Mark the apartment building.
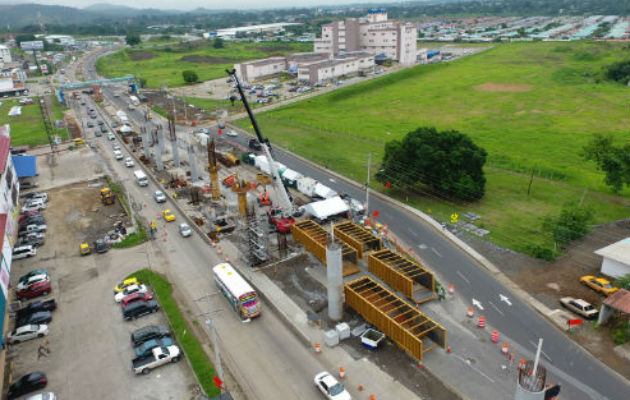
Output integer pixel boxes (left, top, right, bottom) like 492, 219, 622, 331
314, 8, 418, 65
0, 45, 11, 67
235, 57, 288, 82
297, 52, 374, 83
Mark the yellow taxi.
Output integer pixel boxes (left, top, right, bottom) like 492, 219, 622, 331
114, 277, 139, 294
73, 138, 86, 146
80, 242, 91, 256
162, 209, 176, 222
580, 275, 619, 296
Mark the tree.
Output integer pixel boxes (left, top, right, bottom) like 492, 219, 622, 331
543, 201, 593, 247
125, 33, 141, 46
582, 134, 630, 193
376, 127, 487, 201
604, 60, 630, 85
182, 70, 199, 83
213, 38, 224, 49
15, 34, 36, 46
615, 274, 630, 290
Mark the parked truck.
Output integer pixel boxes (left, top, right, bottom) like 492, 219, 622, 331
129, 96, 140, 106
134, 170, 149, 187
131, 345, 181, 375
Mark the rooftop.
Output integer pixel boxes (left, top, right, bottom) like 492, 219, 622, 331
603, 289, 630, 314
595, 237, 630, 266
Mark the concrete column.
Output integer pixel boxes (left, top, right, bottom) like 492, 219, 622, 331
188, 144, 199, 182
142, 125, 150, 159
326, 239, 343, 322
157, 124, 165, 154
171, 138, 180, 167
155, 126, 164, 171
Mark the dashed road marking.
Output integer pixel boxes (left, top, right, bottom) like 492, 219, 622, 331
456, 270, 470, 284
489, 301, 505, 316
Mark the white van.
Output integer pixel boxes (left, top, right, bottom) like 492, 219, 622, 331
113, 150, 123, 160
134, 170, 148, 186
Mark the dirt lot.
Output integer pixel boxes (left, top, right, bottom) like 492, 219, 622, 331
129, 51, 156, 61
263, 254, 460, 400
460, 218, 630, 377
6, 182, 197, 399
179, 55, 235, 64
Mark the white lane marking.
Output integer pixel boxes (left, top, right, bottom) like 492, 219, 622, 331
472, 298, 484, 311
499, 294, 512, 306
417, 243, 428, 250
431, 247, 443, 257
407, 227, 419, 237
489, 301, 505, 316
529, 341, 553, 363
453, 354, 496, 383
456, 270, 470, 284
329, 178, 336, 183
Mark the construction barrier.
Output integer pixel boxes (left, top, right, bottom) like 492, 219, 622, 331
314, 343, 321, 354
334, 221, 382, 259
477, 315, 485, 328
467, 307, 474, 318
367, 249, 436, 304
339, 367, 345, 379
448, 284, 454, 295
491, 330, 499, 343
344, 276, 447, 362
501, 343, 509, 355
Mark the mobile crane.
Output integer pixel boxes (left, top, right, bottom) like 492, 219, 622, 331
226, 69, 295, 230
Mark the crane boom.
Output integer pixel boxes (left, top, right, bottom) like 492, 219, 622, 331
226, 69, 293, 215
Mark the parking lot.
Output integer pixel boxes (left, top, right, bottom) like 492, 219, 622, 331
7, 182, 197, 399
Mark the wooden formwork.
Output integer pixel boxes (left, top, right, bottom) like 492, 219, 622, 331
334, 221, 382, 259
293, 220, 359, 276
345, 276, 447, 362
368, 249, 436, 304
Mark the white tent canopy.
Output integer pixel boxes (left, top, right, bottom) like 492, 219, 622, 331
303, 196, 349, 221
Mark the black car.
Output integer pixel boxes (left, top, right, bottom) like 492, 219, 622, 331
97, 120, 104, 125
87, 120, 94, 128
248, 139, 262, 151
7, 371, 47, 399
18, 235, 44, 247
18, 311, 52, 327
94, 239, 108, 253
20, 216, 46, 227
122, 300, 159, 321
131, 325, 171, 346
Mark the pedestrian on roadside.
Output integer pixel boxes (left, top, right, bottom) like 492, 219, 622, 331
37, 344, 47, 360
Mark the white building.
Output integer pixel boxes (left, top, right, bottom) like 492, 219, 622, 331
0, 45, 12, 66
43, 34, 75, 46
235, 57, 288, 82
298, 52, 374, 83
314, 9, 418, 65
206, 22, 302, 39
595, 237, 630, 278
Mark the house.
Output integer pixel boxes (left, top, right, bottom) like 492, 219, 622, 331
597, 289, 630, 325
595, 237, 630, 279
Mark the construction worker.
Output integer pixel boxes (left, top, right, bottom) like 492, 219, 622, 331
150, 220, 157, 240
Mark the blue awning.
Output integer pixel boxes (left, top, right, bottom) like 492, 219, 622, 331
12, 155, 37, 177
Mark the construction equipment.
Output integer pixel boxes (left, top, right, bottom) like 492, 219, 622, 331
267, 206, 295, 233
80, 242, 92, 256
257, 190, 271, 207
257, 173, 272, 185
227, 69, 293, 217
222, 174, 237, 188
100, 187, 115, 205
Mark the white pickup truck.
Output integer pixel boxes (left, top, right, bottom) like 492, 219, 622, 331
131, 345, 181, 375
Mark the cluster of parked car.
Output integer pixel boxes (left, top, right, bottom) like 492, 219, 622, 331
112, 277, 182, 375
558, 275, 620, 320
6, 267, 58, 399
14, 192, 49, 260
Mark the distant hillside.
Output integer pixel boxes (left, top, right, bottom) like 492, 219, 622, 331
82, 3, 178, 16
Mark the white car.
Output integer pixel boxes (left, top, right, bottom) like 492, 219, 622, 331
226, 130, 239, 137
124, 157, 135, 168
25, 393, 57, 400
314, 371, 351, 400
7, 324, 49, 344
179, 223, 192, 237
13, 245, 37, 260
17, 274, 49, 291
22, 203, 46, 213
112, 144, 121, 151
114, 284, 149, 303
154, 190, 166, 203
113, 150, 124, 160
108, 132, 115, 140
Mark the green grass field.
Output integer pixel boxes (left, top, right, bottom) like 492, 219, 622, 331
234, 41, 630, 256
96, 41, 312, 88
0, 96, 67, 147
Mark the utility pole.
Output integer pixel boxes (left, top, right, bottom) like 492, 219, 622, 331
204, 296, 224, 394
365, 153, 371, 215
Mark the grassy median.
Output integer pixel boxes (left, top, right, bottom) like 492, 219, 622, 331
128, 269, 221, 397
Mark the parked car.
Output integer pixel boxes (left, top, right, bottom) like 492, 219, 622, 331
20, 214, 46, 226
131, 325, 171, 346
559, 297, 599, 319
134, 336, 174, 357
121, 291, 154, 307
95, 130, 102, 137
18, 269, 49, 285
15, 300, 57, 323
7, 324, 49, 344
112, 143, 121, 151
22, 202, 46, 213
23, 192, 48, 203
86, 121, 94, 128
13, 245, 37, 260
19, 210, 42, 221
94, 239, 108, 253
18, 232, 45, 247
226, 130, 239, 137
17, 281, 51, 300
132, 345, 180, 375
113, 150, 124, 160
579, 275, 619, 296
179, 223, 192, 238
24, 392, 57, 400
7, 372, 48, 399
314, 371, 351, 400
100, 125, 108, 133
19, 223, 47, 235
17, 274, 49, 291
124, 157, 134, 168
154, 190, 166, 203
115, 284, 149, 303
17, 311, 52, 325
107, 132, 115, 140
162, 209, 176, 222
122, 299, 159, 321
114, 277, 139, 294
97, 120, 104, 126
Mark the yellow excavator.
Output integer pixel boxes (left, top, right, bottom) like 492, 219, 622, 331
100, 187, 115, 205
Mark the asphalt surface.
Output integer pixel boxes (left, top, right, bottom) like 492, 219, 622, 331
75, 46, 630, 400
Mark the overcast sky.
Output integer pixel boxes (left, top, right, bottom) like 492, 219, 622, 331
1, 0, 413, 11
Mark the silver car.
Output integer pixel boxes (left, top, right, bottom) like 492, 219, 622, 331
154, 190, 166, 203
7, 324, 49, 344
179, 223, 192, 237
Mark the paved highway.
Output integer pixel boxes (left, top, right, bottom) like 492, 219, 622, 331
79, 47, 629, 400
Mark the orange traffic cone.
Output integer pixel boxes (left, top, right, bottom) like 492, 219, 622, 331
477, 315, 486, 328
491, 330, 499, 343
339, 367, 345, 379
501, 343, 509, 355
467, 307, 474, 318
314, 343, 321, 354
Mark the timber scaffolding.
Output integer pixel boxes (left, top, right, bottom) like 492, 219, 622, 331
292, 220, 360, 276
345, 276, 447, 362
368, 249, 437, 304
334, 221, 382, 259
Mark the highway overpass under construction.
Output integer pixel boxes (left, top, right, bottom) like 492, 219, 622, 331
345, 276, 447, 362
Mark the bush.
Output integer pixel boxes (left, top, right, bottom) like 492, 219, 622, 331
543, 201, 594, 247
525, 244, 556, 261
182, 70, 199, 83
611, 321, 630, 345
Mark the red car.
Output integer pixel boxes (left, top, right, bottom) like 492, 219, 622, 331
121, 292, 154, 307
19, 211, 42, 222
17, 280, 51, 300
